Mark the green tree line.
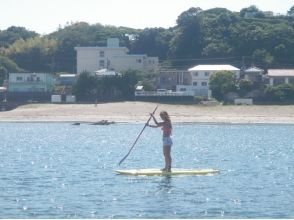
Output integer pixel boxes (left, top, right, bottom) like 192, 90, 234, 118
73, 70, 139, 101
209, 70, 294, 104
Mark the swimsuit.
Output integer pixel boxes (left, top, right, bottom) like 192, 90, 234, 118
162, 136, 173, 146
162, 125, 172, 146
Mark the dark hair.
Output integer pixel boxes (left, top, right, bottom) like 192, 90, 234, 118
160, 111, 171, 123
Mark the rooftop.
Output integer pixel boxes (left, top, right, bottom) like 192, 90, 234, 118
59, 74, 76, 77
95, 69, 122, 77
188, 65, 240, 71
267, 69, 294, 77
245, 67, 264, 73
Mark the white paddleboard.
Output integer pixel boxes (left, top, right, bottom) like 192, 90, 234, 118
115, 168, 219, 176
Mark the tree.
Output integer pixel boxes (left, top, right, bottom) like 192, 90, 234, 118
209, 71, 236, 101
287, 6, 294, 16
119, 70, 138, 99
264, 84, 294, 102
73, 71, 97, 101
73, 70, 139, 101
200, 8, 237, 58
240, 5, 265, 18
168, 7, 203, 68
176, 7, 203, 27
252, 49, 273, 67
0, 55, 24, 85
4, 36, 57, 72
0, 26, 38, 48
238, 79, 253, 97
202, 41, 232, 57
130, 28, 172, 60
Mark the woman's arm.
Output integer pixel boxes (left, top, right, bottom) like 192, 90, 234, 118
150, 113, 160, 125
147, 113, 164, 128
147, 124, 159, 128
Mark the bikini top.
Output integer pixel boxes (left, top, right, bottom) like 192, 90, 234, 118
162, 125, 172, 136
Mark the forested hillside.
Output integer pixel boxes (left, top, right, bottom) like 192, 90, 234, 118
1, 5, 294, 83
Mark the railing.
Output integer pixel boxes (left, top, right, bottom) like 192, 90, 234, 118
135, 91, 194, 96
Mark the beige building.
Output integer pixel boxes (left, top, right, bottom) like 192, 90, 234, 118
75, 38, 158, 74
267, 69, 294, 85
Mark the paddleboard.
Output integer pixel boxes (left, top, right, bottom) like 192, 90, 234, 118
115, 168, 219, 176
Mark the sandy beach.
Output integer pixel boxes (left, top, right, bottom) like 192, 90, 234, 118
1, 101, 294, 124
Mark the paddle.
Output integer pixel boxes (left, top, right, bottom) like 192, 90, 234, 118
118, 105, 158, 165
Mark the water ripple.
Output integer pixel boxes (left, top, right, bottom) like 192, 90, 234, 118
0, 123, 293, 218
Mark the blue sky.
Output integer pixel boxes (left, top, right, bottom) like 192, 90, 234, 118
1, 0, 293, 34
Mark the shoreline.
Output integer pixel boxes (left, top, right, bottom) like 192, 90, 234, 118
1, 120, 294, 126
1, 101, 294, 124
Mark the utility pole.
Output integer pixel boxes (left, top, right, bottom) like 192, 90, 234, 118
242, 56, 246, 71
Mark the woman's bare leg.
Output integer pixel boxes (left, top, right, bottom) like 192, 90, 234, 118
163, 145, 172, 171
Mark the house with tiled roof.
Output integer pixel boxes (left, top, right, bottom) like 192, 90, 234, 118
267, 69, 294, 85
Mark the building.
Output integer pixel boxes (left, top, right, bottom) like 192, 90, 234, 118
56, 74, 77, 86
0, 87, 7, 102
8, 72, 54, 92
54, 74, 77, 97
267, 69, 294, 86
156, 70, 191, 91
243, 66, 264, 84
94, 69, 122, 78
8, 72, 54, 101
75, 38, 158, 74
177, 64, 240, 97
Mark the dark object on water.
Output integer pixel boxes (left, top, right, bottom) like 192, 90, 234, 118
91, 120, 115, 125
72, 122, 80, 125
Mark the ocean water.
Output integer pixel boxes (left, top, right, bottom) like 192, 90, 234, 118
0, 122, 293, 218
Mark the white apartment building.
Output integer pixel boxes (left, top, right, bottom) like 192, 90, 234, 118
176, 64, 240, 97
75, 38, 158, 74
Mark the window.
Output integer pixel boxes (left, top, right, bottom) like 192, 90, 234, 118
193, 72, 198, 77
99, 60, 105, 67
180, 88, 186, 91
16, 76, 23, 81
201, 82, 208, 86
205, 72, 209, 77
160, 77, 166, 83
136, 59, 142, 63
100, 51, 105, 57
193, 82, 197, 86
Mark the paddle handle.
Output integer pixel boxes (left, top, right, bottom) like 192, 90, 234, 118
118, 105, 158, 165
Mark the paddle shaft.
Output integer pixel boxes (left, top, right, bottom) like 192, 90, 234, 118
118, 105, 158, 165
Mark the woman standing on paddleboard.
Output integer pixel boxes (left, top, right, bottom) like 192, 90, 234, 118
147, 111, 173, 172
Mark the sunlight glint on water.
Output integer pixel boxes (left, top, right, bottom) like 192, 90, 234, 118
0, 123, 293, 218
